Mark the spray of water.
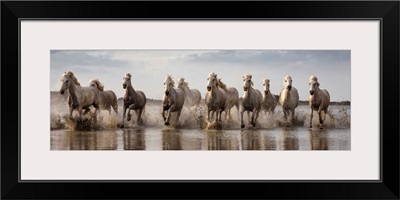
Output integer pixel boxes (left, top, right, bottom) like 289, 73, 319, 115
51, 92, 350, 131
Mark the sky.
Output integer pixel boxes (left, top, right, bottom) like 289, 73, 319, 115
50, 50, 351, 102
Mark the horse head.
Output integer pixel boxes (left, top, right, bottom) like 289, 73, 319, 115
59, 71, 80, 95
177, 78, 185, 90
89, 79, 104, 91
207, 72, 218, 91
283, 75, 293, 91
123, 73, 132, 89
263, 78, 270, 95
309, 75, 320, 95
164, 75, 174, 96
243, 74, 253, 92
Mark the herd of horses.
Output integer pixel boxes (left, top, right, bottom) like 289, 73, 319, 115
59, 71, 330, 129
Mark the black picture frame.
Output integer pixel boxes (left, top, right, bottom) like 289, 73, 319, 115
2, 1, 399, 199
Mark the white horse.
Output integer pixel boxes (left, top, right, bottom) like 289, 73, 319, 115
205, 72, 227, 124
279, 75, 299, 122
88, 79, 118, 115
59, 71, 100, 120
261, 78, 277, 118
161, 75, 185, 126
308, 75, 330, 129
177, 77, 201, 107
217, 78, 240, 121
240, 74, 263, 128
121, 73, 147, 127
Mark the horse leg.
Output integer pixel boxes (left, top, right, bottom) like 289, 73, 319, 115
240, 108, 245, 128
161, 107, 166, 122
136, 109, 143, 125
165, 104, 175, 126
283, 109, 288, 121
318, 109, 325, 129
93, 105, 99, 124
253, 109, 260, 127
113, 102, 118, 114
247, 111, 251, 126
309, 108, 314, 128
127, 105, 134, 121
291, 108, 296, 123
207, 108, 211, 123
120, 105, 128, 128
251, 109, 256, 127
219, 109, 224, 123
236, 103, 240, 122
177, 109, 182, 125
69, 107, 74, 119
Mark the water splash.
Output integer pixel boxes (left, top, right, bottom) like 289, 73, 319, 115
51, 92, 350, 130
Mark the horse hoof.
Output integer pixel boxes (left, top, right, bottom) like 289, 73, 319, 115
241, 124, 245, 128
165, 121, 170, 126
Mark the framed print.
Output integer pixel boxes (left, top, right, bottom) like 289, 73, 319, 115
2, 1, 399, 200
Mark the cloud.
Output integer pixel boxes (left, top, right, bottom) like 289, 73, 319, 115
183, 50, 350, 66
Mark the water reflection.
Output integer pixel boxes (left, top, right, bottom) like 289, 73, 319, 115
123, 128, 146, 150
68, 130, 117, 150
206, 130, 240, 150
280, 128, 299, 150
241, 129, 277, 150
309, 129, 329, 150
162, 128, 183, 150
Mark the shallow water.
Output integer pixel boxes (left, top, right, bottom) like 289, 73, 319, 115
51, 126, 350, 150
51, 99, 351, 151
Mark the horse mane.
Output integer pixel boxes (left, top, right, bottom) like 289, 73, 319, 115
167, 75, 175, 87
217, 78, 227, 90
64, 71, 80, 85
89, 79, 104, 91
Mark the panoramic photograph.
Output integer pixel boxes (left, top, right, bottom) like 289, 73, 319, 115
50, 50, 351, 150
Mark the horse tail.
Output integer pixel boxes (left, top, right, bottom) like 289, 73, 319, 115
111, 91, 118, 114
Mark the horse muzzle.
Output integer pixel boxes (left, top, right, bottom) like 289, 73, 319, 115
165, 91, 169, 96
60, 89, 64, 95
264, 90, 269, 95
243, 86, 248, 91
310, 91, 314, 95
207, 86, 211, 91
123, 84, 127, 89
287, 86, 292, 90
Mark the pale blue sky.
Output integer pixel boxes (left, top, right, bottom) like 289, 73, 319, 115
50, 50, 351, 101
